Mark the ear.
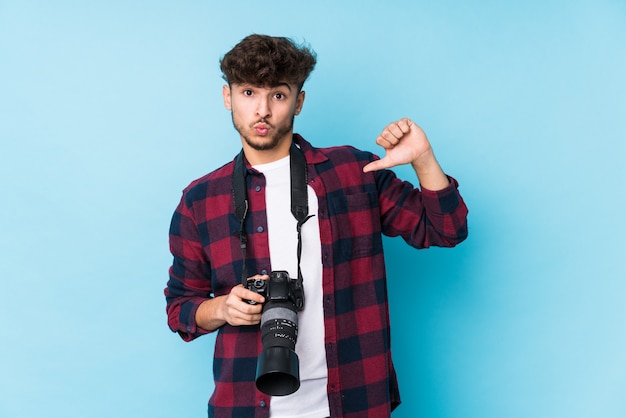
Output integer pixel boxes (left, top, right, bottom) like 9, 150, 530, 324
294, 90, 306, 115
222, 85, 232, 110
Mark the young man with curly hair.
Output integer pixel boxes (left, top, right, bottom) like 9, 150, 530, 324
165, 34, 468, 418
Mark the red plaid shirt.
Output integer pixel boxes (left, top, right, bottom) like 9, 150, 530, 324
165, 135, 468, 417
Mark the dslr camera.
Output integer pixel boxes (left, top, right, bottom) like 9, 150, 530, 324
246, 271, 304, 396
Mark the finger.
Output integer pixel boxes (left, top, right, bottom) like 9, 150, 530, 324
229, 310, 262, 326
233, 296, 264, 314
396, 118, 412, 134
241, 287, 267, 305
232, 284, 266, 304
376, 135, 393, 149
386, 122, 406, 139
247, 273, 269, 281
233, 309, 262, 325
377, 128, 401, 147
377, 130, 401, 149
362, 158, 389, 173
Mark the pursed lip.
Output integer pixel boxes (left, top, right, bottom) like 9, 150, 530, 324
253, 122, 270, 135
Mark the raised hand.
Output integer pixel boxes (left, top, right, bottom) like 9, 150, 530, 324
363, 118, 450, 191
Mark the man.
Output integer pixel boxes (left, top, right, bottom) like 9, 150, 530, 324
165, 34, 468, 418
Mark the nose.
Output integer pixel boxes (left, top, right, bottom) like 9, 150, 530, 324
256, 97, 271, 119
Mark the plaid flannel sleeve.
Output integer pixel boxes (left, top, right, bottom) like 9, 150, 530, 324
164, 192, 213, 342
376, 167, 468, 248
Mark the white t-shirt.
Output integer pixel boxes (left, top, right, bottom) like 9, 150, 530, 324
254, 155, 330, 418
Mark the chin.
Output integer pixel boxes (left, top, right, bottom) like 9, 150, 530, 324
244, 136, 281, 151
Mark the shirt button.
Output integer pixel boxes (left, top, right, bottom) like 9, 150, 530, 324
257, 226, 264, 233
261, 269, 268, 275
259, 400, 266, 407
255, 185, 261, 192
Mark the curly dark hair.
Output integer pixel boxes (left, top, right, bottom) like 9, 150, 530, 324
220, 34, 317, 91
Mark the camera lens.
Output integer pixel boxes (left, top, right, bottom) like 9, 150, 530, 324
254, 272, 301, 396
256, 301, 300, 395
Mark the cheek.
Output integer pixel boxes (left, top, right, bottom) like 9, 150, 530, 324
283, 101, 300, 117
230, 102, 250, 119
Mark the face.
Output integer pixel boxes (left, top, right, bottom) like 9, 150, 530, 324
223, 82, 305, 162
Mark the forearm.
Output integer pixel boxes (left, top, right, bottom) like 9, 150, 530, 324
411, 149, 450, 191
195, 296, 228, 332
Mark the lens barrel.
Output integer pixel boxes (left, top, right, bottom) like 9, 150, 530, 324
254, 274, 301, 396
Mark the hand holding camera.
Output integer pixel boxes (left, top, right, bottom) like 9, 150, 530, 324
219, 275, 268, 326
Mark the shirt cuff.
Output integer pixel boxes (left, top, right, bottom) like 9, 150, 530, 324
177, 298, 212, 342
420, 176, 462, 214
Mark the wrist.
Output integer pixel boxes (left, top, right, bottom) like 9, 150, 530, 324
196, 296, 227, 332
411, 151, 449, 191
410, 148, 435, 169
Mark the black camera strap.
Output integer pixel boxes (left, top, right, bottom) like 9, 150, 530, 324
232, 141, 313, 308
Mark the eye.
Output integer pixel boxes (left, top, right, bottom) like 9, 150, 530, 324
243, 89, 253, 96
274, 92, 285, 100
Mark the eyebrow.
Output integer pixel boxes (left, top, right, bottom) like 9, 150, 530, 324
272, 82, 292, 91
237, 82, 293, 91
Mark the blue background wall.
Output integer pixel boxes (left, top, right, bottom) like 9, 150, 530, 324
1, 1, 625, 417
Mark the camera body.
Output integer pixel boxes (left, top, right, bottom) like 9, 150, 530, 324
245, 271, 305, 396
246, 270, 304, 311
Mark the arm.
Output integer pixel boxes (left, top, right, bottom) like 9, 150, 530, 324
165, 192, 266, 340
363, 118, 468, 247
